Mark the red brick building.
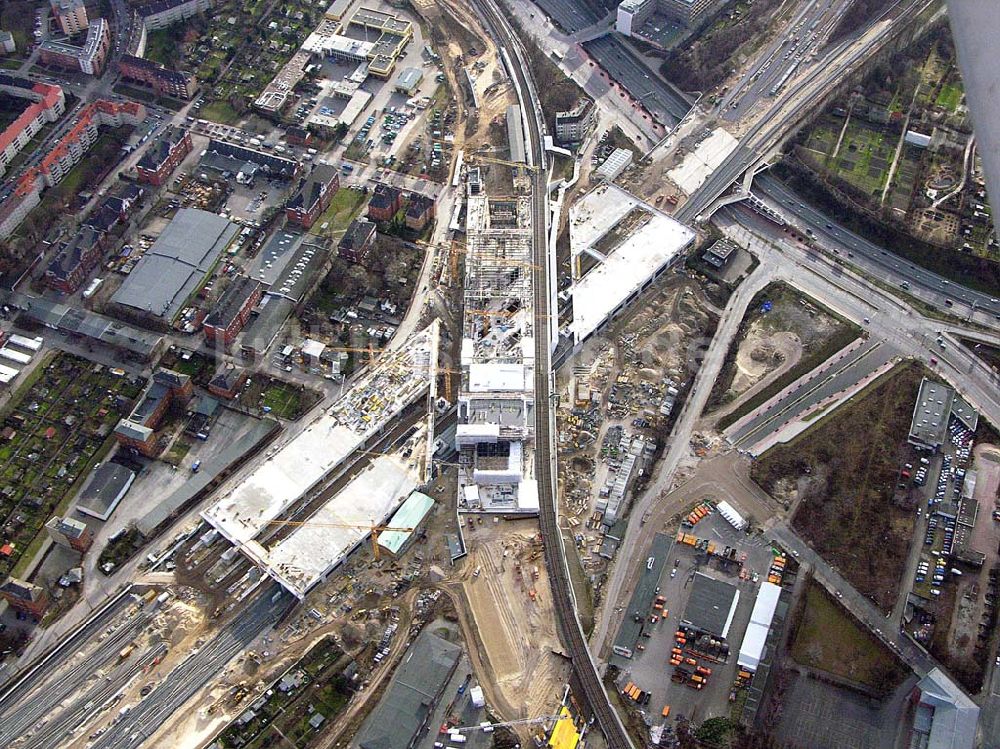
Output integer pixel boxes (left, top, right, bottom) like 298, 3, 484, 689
44, 225, 106, 293
118, 55, 198, 99
285, 164, 339, 229
114, 368, 193, 456
208, 363, 249, 399
0, 577, 48, 619
404, 193, 436, 232
367, 183, 403, 223
338, 218, 377, 264
136, 126, 193, 186
202, 276, 263, 348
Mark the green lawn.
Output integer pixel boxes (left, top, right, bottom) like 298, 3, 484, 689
199, 99, 240, 124
790, 581, 908, 694
314, 187, 367, 236
936, 82, 962, 111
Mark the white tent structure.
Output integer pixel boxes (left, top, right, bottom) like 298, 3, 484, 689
716, 500, 748, 531
737, 582, 781, 672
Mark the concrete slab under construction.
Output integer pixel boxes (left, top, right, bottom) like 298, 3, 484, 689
202, 321, 439, 560
244, 455, 419, 598
567, 183, 694, 344
456, 193, 538, 515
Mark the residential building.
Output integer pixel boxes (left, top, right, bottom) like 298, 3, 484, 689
208, 362, 248, 399
51, 0, 89, 35
202, 276, 263, 347
45, 515, 93, 553
0, 577, 48, 618
554, 99, 595, 145
136, 126, 193, 185
404, 193, 435, 232
134, 0, 213, 30
39, 17, 111, 76
367, 183, 402, 223
0, 75, 66, 180
285, 163, 339, 229
284, 125, 313, 147
44, 225, 106, 293
338, 218, 376, 263
118, 54, 198, 99
114, 367, 193, 456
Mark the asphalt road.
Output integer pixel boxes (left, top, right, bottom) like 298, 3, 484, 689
727, 339, 897, 448
719, 0, 850, 121
581, 34, 692, 128
751, 174, 1000, 321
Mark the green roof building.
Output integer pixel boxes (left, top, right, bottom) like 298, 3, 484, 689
377, 491, 434, 557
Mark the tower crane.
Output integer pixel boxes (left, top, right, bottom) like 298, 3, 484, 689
453, 714, 564, 731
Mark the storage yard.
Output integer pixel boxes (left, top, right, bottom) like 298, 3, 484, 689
607, 507, 796, 732
555, 268, 722, 593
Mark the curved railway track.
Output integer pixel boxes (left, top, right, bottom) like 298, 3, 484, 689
469, 1, 634, 746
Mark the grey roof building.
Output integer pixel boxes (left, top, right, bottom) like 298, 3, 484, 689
110, 208, 239, 322
911, 668, 978, 749
908, 378, 955, 451
354, 629, 461, 749
681, 572, 740, 640
77, 462, 136, 520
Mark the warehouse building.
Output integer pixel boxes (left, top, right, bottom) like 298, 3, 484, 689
377, 491, 434, 558
908, 668, 978, 749
737, 582, 781, 672
681, 573, 740, 640
354, 628, 461, 749
109, 208, 239, 326
76, 462, 136, 520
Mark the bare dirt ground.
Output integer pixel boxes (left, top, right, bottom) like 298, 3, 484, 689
448, 519, 569, 721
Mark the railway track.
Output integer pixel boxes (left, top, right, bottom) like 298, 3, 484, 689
470, 1, 633, 746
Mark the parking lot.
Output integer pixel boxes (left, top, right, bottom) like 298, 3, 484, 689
610, 508, 781, 723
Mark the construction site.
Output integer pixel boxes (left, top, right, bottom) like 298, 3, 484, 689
455, 194, 540, 515
201, 321, 440, 599
555, 267, 723, 592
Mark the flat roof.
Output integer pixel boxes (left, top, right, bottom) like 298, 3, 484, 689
249, 230, 304, 287
252, 455, 417, 597
909, 378, 955, 448
202, 322, 438, 550
568, 184, 694, 343
682, 572, 740, 640
110, 208, 238, 320
737, 582, 781, 672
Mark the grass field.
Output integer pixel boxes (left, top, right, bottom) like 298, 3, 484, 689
752, 362, 925, 612
314, 187, 367, 237
790, 580, 908, 694
199, 99, 239, 125
935, 82, 963, 112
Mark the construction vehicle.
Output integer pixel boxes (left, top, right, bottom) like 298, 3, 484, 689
455, 714, 564, 732
264, 519, 414, 561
